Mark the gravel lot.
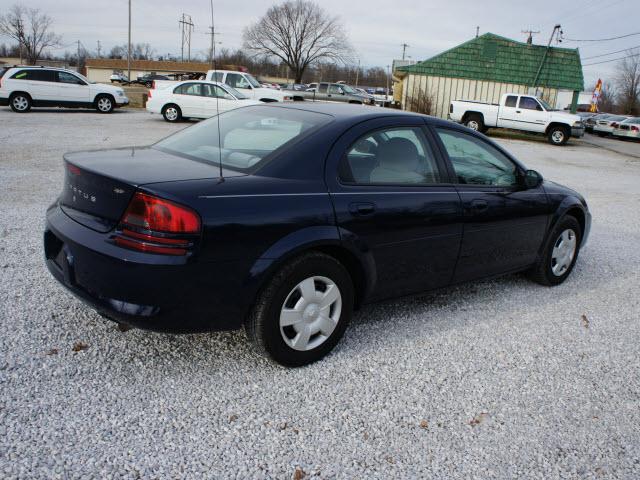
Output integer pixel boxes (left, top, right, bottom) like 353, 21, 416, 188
1, 108, 639, 479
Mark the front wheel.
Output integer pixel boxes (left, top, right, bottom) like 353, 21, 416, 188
529, 216, 581, 286
95, 95, 114, 113
245, 252, 354, 367
548, 125, 570, 145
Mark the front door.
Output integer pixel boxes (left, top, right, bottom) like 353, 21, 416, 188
55, 71, 91, 104
516, 96, 548, 133
432, 126, 550, 283
326, 117, 463, 301
173, 82, 204, 117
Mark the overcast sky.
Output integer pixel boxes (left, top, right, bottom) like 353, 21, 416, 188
3, 0, 638, 87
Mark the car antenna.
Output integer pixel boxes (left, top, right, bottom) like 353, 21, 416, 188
210, 0, 224, 183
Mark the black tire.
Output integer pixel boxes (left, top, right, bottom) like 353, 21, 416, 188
548, 125, 570, 145
162, 104, 182, 122
245, 252, 354, 367
95, 94, 114, 113
529, 215, 582, 286
464, 113, 486, 133
9, 92, 31, 113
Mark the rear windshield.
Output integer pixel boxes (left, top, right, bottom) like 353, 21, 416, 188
154, 106, 333, 172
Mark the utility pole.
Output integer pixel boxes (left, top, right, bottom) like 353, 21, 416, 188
127, 0, 131, 82
179, 14, 194, 62
476, 26, 480, 38
206, 26, 222, 67
355, 58, 360, 87
76, 40, 81, 68
522, 29, 540, 45
400, 43, 409, 60
386, 64, 390, 102
96, 40, 102, 58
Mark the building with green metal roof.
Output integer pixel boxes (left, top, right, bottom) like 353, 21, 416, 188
396, 33, 584, 118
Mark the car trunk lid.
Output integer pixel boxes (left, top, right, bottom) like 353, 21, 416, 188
61, 146, 243, 232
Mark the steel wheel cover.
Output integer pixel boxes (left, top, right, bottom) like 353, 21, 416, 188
279, 276, 342, 351
98, 98, 112, 111
552, 130, 565, 143
551, 228, 577, 276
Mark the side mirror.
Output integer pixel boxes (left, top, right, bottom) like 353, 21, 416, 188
523, 169, 543, 189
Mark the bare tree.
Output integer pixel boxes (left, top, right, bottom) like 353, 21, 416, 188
0, 4, 61, 64
615, 49, 640, 115
243, 0, 352, 83
597, 81, 617, 113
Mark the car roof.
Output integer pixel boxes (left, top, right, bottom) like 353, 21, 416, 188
261, 102, 451, 127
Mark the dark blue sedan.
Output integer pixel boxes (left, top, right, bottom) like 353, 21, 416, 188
44, 103, 591, 366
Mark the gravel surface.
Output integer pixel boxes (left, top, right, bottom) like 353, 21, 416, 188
1, 108, 639, 479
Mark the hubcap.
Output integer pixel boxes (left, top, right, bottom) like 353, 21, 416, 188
165, 108, 178, 121
467, 120, 479, 130
552, 130, 565, 143
551, 228, 577, 276
13, 96, 28, 110
98, 98, 111, 111
279, 276, 342, 352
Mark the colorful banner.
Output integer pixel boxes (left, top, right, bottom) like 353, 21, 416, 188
590, 79, 602, 112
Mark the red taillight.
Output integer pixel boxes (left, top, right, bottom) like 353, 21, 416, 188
67, 163, 82, 175
632, 126, 639, 132
152, 80, 156, 89
148, 89, 152, 98
115, 192, 200, 255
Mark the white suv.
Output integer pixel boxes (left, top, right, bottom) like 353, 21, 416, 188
0, 66, 129, 113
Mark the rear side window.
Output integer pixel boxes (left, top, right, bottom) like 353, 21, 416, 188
174, 83, 202, 96
11, 69, 56, 82
504, 95, 517, 107
339, 127, 441, 185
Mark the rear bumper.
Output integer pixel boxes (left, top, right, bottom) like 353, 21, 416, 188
44, 202, 250, 333
0, 96, 8, 106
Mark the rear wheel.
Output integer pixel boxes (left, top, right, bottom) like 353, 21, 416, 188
95, 95, 114, 113
529, 215, 581, 286
245, 252, 354, 367
464, 114, 485, 133
162, 104, 182, 122
9, 93, 31, 113
548, 125, 569, 145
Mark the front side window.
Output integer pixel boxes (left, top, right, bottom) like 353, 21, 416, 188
504, 95, 517, 108
339, 127, 441, 185
202, 83, 233, 99
328, 85, 342, 94
174, 83, 201, 96
155, 106, 332, 172
519, 97, 543, 111
436, 128, 518, 187
57, 71, 85, 85
210, 72, 223, 82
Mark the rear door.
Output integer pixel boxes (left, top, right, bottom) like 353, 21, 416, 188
9, 69, 58, 101
173, 82, 204, 117
55, 71, 91, 104
432, 126, 550, 282
496, 94, 520, 129
326, 117, 463, 300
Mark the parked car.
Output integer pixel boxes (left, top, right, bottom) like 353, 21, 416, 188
44, 103, 590, 366
593, 115, 631, 136
146, 80, 260, 122
287, 82, 375, 105
135, 74, 170, 88
584, 113, 612, 133
612, 117, 640, 140
205, 70, 288, 102
0, 66, 129, 113
110, 73, 129, 84
449, 93, 584, 145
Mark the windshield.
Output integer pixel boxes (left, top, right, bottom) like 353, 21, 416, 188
154, 106, 333, 172
245, 74, 261, 88
622, 117, 640, 124
341, 85, 357, 94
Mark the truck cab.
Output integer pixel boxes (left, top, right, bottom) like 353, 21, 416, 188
205, 70, 287, 102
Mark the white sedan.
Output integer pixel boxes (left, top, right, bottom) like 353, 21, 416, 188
146, 80, 261, 122
612, 117, 640, 140
593, 115, 631, 136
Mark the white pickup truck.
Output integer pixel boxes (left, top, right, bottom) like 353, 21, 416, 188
205, 70, 289, 102
449, 93, 584, 145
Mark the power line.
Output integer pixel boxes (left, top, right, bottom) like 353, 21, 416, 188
565, 31, 640, 42
583, 52, 640, 66
583, 44, 640, 60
